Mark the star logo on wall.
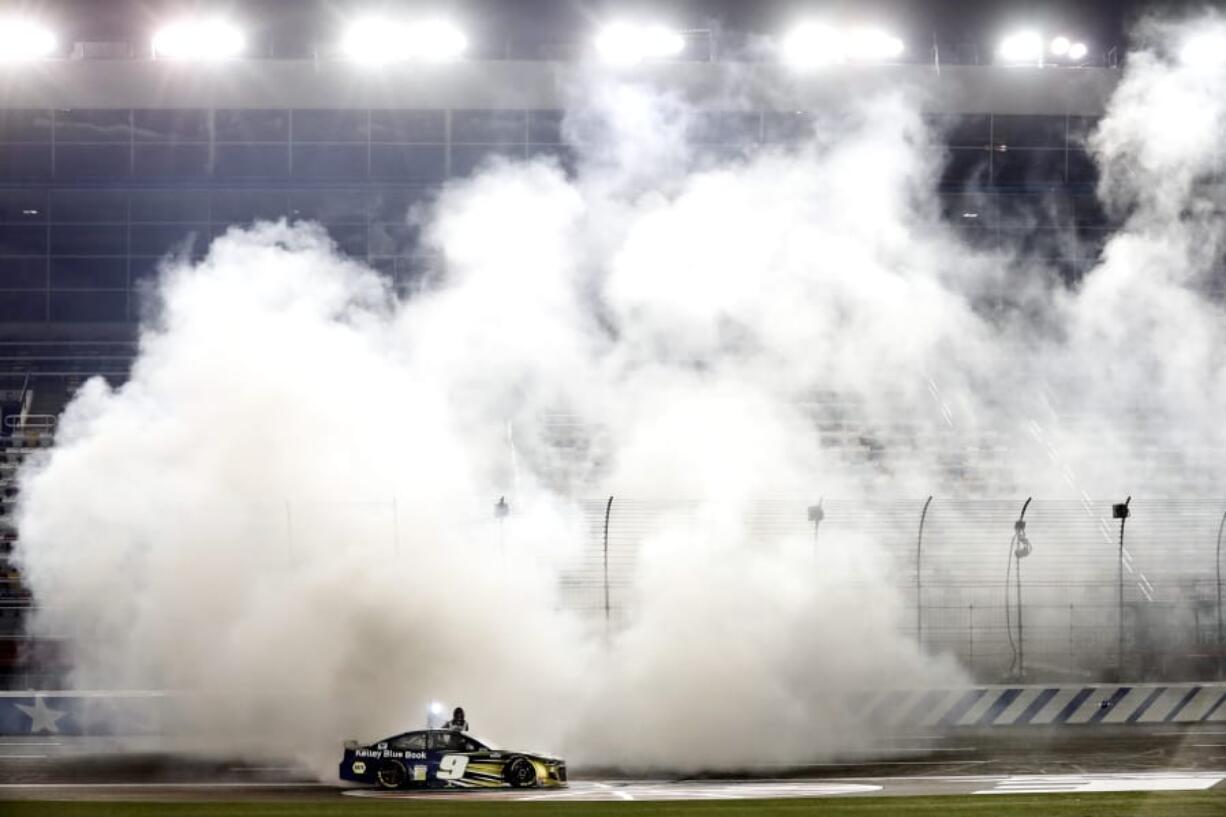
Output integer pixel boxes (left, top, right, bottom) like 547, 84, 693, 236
15, 695, 68, 734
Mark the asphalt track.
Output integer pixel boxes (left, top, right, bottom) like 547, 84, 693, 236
2, 728, 1226, 802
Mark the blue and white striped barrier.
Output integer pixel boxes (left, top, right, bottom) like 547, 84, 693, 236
860, 684, 1226, 728
2, 685, 1226, 735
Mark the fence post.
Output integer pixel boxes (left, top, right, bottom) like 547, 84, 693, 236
1010, 498, 1033, 680
807, 498, 825, 546
1216, 507, 1225, 679
1069, 603, 1075, 672
285, 499, 293, 563
1113, 497, 1132, 678
603, 496, 614, 635
392, 498, 400, 556
968, 602, 975, 672
495, 496, 510, 577
916, 496, 933, 645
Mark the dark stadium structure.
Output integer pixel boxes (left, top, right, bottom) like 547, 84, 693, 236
0, 44, 1127, 687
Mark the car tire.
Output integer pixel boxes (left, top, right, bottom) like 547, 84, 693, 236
505, 756, 537, 788
376, 759, 408, 789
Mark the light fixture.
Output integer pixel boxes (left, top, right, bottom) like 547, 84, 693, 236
341, 18, 467, 63
998, 31, 1043, 64
846, 27, 905, 61
782, 23, 903, 68
1049, 35, 1088, 62
595, 22, 685, 67
1180, 33, 1226, 68
152, 19, 244, 60
0, 18, 56, 61
781, 22, 843, 69
341, 17, 405, 63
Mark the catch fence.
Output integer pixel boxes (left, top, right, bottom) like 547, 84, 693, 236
562, 496, 1226, 684
4, 495, 1226, 688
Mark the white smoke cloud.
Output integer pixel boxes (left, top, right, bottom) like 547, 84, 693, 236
13, 11, 1226, 775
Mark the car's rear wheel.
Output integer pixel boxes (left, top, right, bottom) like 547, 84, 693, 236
376, 759, 407, 789
505, 756, 537, 788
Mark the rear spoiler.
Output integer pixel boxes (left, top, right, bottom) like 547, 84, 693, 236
343, 740, 360, 750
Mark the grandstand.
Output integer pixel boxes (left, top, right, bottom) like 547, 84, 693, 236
0, 26, 1144, 687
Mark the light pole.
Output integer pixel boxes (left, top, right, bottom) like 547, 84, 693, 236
916, 495, 933, 645
1113, 496, 1131, 678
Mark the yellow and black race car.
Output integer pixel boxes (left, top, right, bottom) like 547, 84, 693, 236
339, 728, 567, 790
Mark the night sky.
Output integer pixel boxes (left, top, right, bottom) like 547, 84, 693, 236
6, 0, 1208, 57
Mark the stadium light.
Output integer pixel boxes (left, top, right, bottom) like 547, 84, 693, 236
1180, 33, 1226, 68
998, 30, 1043, 65
1049, 36, 1088, 62
152, 18, 244, 60
595, 22, 685, 67
782, 23, 903, 69
847, 28, 905, 61
782, 22, 841, 68
341, 18, 467, 63
0, 18, 57, 60
342, 17, 405, 63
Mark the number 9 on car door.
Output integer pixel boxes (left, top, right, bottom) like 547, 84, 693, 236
429, 729, 472, 784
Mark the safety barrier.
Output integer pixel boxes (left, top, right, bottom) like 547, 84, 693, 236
3, 685, 1225, 736
0, 691, 165, 736
862, 683, 1226, 729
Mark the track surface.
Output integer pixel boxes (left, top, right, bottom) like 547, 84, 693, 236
2, 728, 1226, 802
1, 773, 1224, 802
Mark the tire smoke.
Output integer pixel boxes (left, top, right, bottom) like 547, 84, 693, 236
14, 13, 1226, 773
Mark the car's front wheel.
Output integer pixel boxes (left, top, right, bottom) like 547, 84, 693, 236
376, 759, 407, 789
505, 756, 537, 788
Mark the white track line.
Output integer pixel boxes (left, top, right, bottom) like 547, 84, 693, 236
592, 782, 634, 801
1157, 730, 1226, 735
786, 760, 992, 767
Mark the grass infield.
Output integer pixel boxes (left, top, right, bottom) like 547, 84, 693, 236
2, 792, 1226, 817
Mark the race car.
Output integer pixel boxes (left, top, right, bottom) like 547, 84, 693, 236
338, 728, 567, 790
